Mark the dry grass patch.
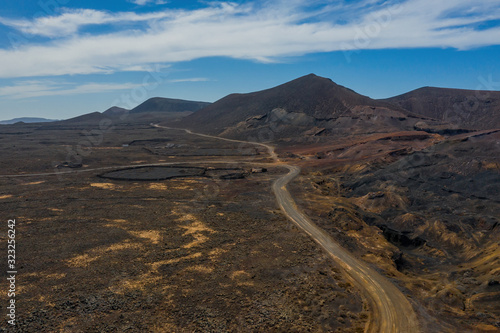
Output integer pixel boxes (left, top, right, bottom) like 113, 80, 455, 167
90, 183, 117, 190
230, 270, 254, 286
184, 265, 214, 274
180, 220, 215, 249
149, 183, 168, 190
150, 252, 203, 272
208, 248, 229, 261
108, 273, 163, 295
66, 241, 144, 267
22, 181, 45, 186
130, 230, 161, 244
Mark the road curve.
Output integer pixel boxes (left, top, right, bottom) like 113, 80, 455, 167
273, 165, 420, 333
157, 124, 420, 332
152, 124, 278, 162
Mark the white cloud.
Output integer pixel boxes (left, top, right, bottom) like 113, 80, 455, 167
0, 0, 498, 78
168, 78, 210, 83
0, 80, 142, 99
0, 8, 175, 37
130, 0, 168, 5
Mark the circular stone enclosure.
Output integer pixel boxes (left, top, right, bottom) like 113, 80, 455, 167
99, 166, 206, 181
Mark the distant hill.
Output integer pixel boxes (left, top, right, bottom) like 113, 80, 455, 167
34, 98, 210, 127
57, 112, 108, 125
383, 87, 500, 130
130, 97, 210, 114
0, 117, 57, 125
102, 106, 129, 117
175, 74, 441, 140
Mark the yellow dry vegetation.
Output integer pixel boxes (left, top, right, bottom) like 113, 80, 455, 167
150, 252, 203, 272
461, 243, 500, 280
343, 163, 369, 173
474, 324, 500, 332
182, 233, 208, 249
230, 270, 250, 279
171, 179, 201, 190
109, 218, 128, 223
45, 273, 67, 279
24, 272, 66, 280
103, 218, 129, 228
90, 183, 117, 190
130, 230, 161, 244
208, 247, 229, 261
184, 265, 214, 274
180, 220, 215, 248
109, 274, 163, 294
22, 181, 45, 186
102, 219, 162, 244
66, 241, 143, 267
415, 220, 475, 253
171, 185, 192, 190
0, 194, 12, 199
149, 183, 168, 190
38, 295, 56, 307
175, 212, 216, 249
482, 162, 500, 171
230, 270, 254, 286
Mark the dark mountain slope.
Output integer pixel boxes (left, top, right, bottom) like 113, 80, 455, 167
57, 112, 108, 124
130, 97, 210, 114
383, 87, 500, 130
176, 74, 440, 140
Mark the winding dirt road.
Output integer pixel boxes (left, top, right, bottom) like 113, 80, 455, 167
273, 165, 419, 332
155, 125, 420, 333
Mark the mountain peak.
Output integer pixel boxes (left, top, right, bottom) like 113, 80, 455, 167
260, 73, 340, 96
176, 74, 402, 137
288, 73, 335, 84
103, 106, 129, 116
303, 73, 321, 78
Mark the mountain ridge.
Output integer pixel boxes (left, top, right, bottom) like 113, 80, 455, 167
174, 74, 440, 140
0, 117, 58, 125
382, 86, 500, 130
8, 76, 499, 135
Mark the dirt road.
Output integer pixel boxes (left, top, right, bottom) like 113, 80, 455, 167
155, 125, 420, 332
273, 165, 419, 332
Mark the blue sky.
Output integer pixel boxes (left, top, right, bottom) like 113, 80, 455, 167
0, 0, 500, 120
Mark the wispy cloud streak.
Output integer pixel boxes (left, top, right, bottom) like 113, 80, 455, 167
0, 80, 143, 99
0, 0, 498, 78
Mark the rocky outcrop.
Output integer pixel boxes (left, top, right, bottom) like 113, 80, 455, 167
378, 224, 426, 248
